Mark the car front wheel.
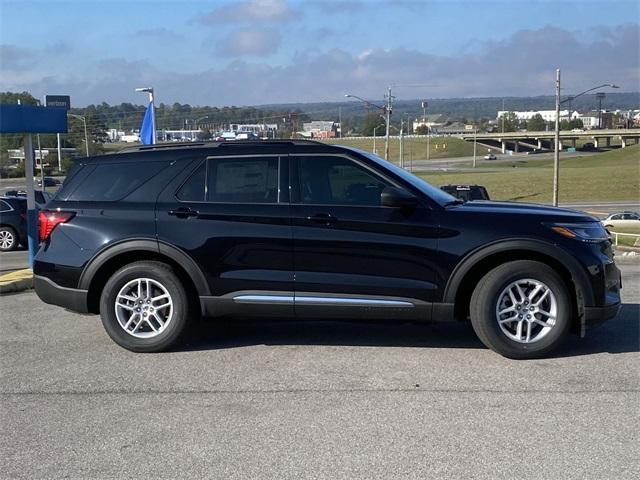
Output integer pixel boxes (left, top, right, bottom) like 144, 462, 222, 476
99, 261, 190, 352
470, 260, 571, 359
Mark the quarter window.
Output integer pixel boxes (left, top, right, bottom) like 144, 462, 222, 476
0, 200, 12, 212
176, 162, 206, 201
298, 156, 390, 206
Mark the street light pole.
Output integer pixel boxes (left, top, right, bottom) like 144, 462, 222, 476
473, 127, 477, 168
344, 92, 392, 161
68, 113, 89, 157
553, 79, 619, 206
553, 68, 561, 207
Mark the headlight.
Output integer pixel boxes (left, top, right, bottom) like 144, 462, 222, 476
546, 222, 609, 242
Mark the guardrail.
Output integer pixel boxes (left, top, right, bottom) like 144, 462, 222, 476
610, 231, 640, 246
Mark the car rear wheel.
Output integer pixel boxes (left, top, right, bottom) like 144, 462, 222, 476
470, 260, 571, 359
99, 261, 190, 352
0, 226, 18, 251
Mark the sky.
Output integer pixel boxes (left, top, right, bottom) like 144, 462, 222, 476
1, 0, 639, 107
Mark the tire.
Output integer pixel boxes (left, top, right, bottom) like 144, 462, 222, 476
0, 226, 18, 252
99, 261, 190, 352
470, 260, 571, 359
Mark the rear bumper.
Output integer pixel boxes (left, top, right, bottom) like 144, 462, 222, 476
33, 274, 89, 313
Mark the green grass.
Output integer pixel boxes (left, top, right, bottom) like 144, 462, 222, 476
322, 136, 477, 161
417, 144, 640, 203
608, 225, 640, 248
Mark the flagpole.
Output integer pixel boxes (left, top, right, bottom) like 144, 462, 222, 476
135, 87, 156, 145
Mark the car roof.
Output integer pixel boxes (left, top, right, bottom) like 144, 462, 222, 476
88, 139, 346, 163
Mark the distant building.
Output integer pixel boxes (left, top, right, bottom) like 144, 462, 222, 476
413, 114, 446, 131
300, 121, 338, 139
497, 110, 570, 123
226, 123, 278, 136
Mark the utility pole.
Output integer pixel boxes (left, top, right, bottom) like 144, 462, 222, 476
501, 98, 505, 134
553, 68, 561, 207
384, 86, 393, 161
399, 119, 405, 168
338, 106, 342, 138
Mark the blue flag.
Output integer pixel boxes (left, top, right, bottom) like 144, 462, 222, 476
139, 101, 155, 145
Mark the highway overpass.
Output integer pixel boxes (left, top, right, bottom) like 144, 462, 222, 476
459, 128, 640, 153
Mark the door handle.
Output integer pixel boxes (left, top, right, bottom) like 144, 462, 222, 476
306, 213, 337, 225
168, 207, 199, 218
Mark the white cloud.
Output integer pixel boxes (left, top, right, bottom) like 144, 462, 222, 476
215, 28, 282, 56
2, 24, 638, 106
199, 0, 296, 25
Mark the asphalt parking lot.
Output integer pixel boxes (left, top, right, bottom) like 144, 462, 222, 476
1, 260, 639, 479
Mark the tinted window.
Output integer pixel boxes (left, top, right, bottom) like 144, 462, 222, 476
610, 214, 622, 220
176, 162, 206, 201
622, 213, 639, 220
298, 156, 390, 206
0, 200, 12, 212
207, 157, 279, 203
350, 148, 456, 206
67, 161, 166, 201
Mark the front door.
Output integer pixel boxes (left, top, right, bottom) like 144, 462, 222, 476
156, 154, 293, 318
290, 154, 440, 320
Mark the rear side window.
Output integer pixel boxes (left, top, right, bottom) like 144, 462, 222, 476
207, 157, 279, 203
66, 161, 166, 201
0, 200, 12, 212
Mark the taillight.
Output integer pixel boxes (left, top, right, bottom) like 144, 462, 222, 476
38, 210, 75, 242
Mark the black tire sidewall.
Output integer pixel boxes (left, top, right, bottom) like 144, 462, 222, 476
0, 226, 17, 251
99, 262, 188, 352
471, 261, 571, 359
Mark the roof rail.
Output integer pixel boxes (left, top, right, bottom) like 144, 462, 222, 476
116, 138, 324, 154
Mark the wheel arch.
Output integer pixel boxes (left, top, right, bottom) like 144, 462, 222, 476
444, 239, 594, 331
79, 238, 209, 314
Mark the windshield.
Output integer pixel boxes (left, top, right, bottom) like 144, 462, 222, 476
346, 147, 457, 206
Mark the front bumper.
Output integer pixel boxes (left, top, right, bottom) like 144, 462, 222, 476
33, 274, 89, 313
583, 302, 621, 329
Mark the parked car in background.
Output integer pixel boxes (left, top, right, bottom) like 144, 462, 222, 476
602, 212, 640, 229
440, 184, 490, 201
484, 153, 497, 160
235, 132, 259, 141
36, 177, 62, 188
0, 196, 27, 251
582, 142, 596, 151
4, 189, 52, 208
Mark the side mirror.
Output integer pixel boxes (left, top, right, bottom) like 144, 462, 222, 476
381, 186, 418, 209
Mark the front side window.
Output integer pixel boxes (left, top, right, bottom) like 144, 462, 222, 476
298, 156, 390, 206
207, 157, 279, 203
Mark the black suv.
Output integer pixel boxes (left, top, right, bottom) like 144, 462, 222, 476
33, 141, 621, 358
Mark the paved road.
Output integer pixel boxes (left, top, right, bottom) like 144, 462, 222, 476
406, 150, 598, 172
1, 260, 638, 479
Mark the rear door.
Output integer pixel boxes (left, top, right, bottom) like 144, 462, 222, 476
156, 154, 294, 318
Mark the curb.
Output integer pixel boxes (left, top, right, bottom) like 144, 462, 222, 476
0, 269, 33, 294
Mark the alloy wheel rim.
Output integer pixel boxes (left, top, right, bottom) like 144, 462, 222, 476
0, 231, 14, 249
495, 278, 557, 344
114, 278, 173, 339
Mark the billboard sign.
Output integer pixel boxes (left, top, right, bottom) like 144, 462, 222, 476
45, 95, 71, 110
